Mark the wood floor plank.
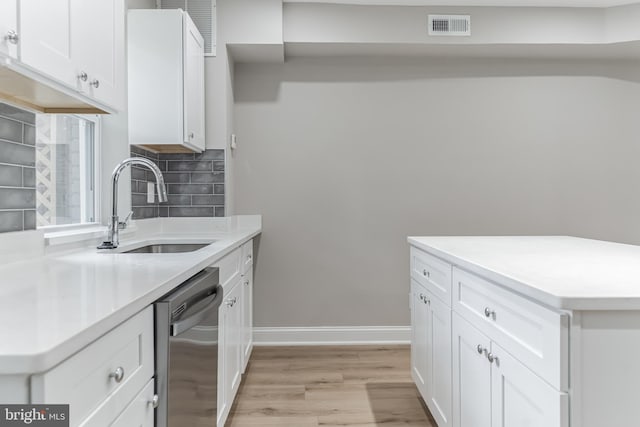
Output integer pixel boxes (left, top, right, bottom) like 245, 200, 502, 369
226, 345, 434, 427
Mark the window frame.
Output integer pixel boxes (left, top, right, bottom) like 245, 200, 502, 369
37, 114, 102, 233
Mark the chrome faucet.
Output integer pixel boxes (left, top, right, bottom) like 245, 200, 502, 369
98, 157, 168, 249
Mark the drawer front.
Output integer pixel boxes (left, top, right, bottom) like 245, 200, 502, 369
411, 246, 452, 306
79, 378, 155, 427
453, 268, 568, 390
215, 247, 242, 288
241, 240, 253, 274
31, 307, 154, 426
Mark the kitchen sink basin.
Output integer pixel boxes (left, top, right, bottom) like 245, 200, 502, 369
122, 243, 212, 254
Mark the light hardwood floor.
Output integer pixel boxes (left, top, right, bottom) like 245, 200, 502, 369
226, 345, 436, 427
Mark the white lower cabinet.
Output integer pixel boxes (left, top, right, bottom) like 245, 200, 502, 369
242, 269, 254, 372
453, 313, 568, 427
30, 307, 155, 427
216, 239, 255, 426
110, 379, 155, 427
218, 277, 243, 426
411, 245, 568, 427
411, 280, 452, 427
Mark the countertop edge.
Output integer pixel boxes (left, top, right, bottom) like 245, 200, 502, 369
407, 236, 640, 311
2, 228, 261, 375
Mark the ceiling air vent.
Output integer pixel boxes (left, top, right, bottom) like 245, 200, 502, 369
428, 15, 471, 37
158, 0, 217, 56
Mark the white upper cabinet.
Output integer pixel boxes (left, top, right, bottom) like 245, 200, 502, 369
19, 0, 78, 88
183, 16, 206, 150
0, 0, 18, 58
3, 0, 125, 113
72, 0, 125, 109
128, 9, 206, 153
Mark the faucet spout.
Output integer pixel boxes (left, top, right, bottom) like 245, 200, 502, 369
98, 157, 168, 249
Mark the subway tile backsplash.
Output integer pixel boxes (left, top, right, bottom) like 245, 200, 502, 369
130, 146, 225, 219
0, 103, 36, 233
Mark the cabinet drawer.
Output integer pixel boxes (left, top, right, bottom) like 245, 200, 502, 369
411, 246, 452, 306
241, 240, 253, 274
215, 247, 242, 288
79, 378, 155, 427
453, 268, 568, 390
31, 307, 154, 426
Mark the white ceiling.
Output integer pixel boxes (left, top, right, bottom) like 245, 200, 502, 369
283, 0, 638, 7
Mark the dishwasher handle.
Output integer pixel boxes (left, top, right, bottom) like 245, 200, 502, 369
170, 287, 223, 337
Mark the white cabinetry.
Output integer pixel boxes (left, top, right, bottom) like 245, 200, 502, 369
214, 239, 255, 426
31, 307, 155, 427
241, 240, 254, 372
410, 245, 568, 427
110, 379, 155, 427
128, 9, 206, 153
219, 278, 243, 423
0, 0, 18, 58
411, 280, 452, 427
452, 313, 567, 427
16, 0, 125, 111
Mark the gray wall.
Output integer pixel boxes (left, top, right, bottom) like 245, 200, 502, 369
233, 57, 640, 327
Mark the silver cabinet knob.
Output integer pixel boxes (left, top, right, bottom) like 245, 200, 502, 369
78, 71, 88, 82
248, 254, 252, 261
487, 352, 498, 364
422, 269, 430, 278
476, 344, 484, 354
244, 280, 249, 286
5, 30, 18, 45
484, 307, 496, 319
109, 366, 125, 383
90, 79, 100, 88
189, 132, 195, 139
149, 394, 159, 409
226, 299, 233, 307
419, 293, 425, 302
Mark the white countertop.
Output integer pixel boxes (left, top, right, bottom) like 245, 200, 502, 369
0, 216, 261, 375
408, 236, 640, 311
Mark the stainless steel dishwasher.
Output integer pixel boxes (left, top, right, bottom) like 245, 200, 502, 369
154, 267, 223, 427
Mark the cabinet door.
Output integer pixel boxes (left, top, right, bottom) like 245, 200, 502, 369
183, 13, 205, 151
428, 293, 452, 427
19, 0, 78, 88
72, 0, 125, 110
110, 379, 155, 427
218, 280, 243, 426
453, 313, 491, 427
242, 271, 254, 373
411, 280, 430, 401
0, 0, 18, 58
491, 342, 568, 427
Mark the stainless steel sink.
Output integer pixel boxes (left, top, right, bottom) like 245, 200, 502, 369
122, 243, 211, 254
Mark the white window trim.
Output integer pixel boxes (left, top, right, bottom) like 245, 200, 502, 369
37, 114, 102, 233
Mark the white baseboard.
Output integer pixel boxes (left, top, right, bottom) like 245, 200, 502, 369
253, 326, 411, 346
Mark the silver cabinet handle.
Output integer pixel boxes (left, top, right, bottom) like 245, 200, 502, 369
226, 299, 233, 307
248, 254, 252, 261
109, 367, 125, 383
476, 344, 484, 354
484, 307, 496, 319
189, 132, 195, 139
78, 71, 88, 82
419, 293, 425, 302
149, 394, 159, 408
5, 30, 18, 44
487, 352, 499, 364
244, 280, 249, 286
422, 269, 430, 278
90, 79, 100, 88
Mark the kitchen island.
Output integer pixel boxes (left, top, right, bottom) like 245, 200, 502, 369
408, 236, 640, 427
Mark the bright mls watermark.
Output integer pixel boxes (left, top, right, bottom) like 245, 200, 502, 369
0, 405, 69, 426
